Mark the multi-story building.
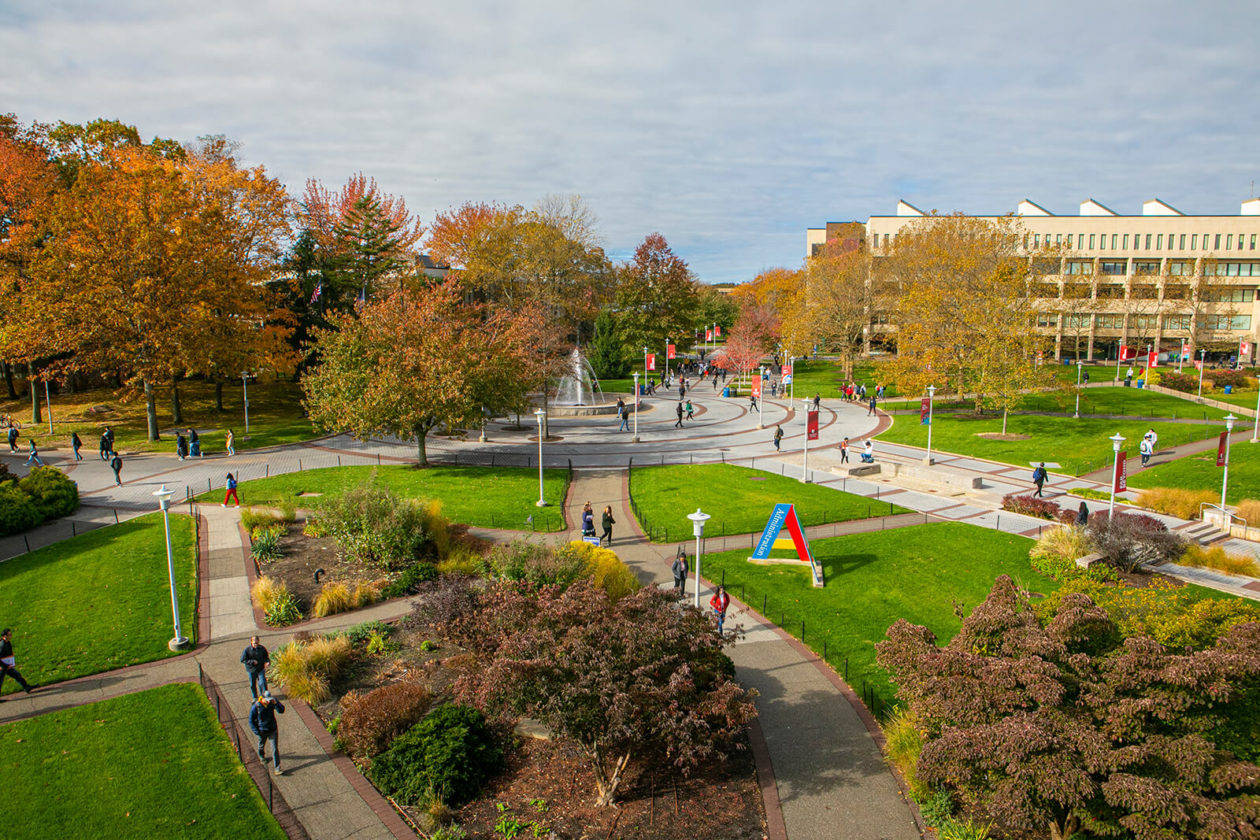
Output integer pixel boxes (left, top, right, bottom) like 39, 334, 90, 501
807, 198, 1260, 362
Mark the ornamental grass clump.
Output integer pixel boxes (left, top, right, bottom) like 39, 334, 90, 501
1029, 526, 1095, 581
1235, 499, 1260, 528
1180, 544, 1260, 578
312, 481, 450, 570
272, 634, 352, 705
1135, 487, 1217, 520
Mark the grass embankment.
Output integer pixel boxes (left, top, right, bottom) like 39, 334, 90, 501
0, 513, 196, 692
704, 522, 1054, 712
0, 379, 315, 456
0, 683, 286, 839
202, 464, 572, 532
878, 412, 1221, 476
628, 463, 908, 542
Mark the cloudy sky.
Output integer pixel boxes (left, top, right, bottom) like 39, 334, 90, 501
2, 1, 1257, 282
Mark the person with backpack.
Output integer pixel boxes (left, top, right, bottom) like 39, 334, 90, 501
674, 401, 685, 429
248, 692, 285, 773
1032, 462, 1048, 497
99, 430, 110, 461
1139, 436, 1153, 467
601, 505, 615, 547
110, 452, 124, 486
175, 432, 188, 461
684, 399, 695, 421
0, 628, 34, 697
70, 430, 83, 461
867, 395, 877, 416
773, 425, 783, 451
839, 437, 850, 463
671, 548, 689, 598
710, 585, 731, 635
187, 428, 201, 458
6, 424, 18, 453
223, 473, 239, 507
616, 398, 630, 432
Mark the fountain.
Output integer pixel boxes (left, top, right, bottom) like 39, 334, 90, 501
548, 347, 645, 417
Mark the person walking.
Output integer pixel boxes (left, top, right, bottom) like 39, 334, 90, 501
710, 585, 731, 635
223, 472, 240, 507
616, 399, 630, 432
248, 692, 285, 773
867, 395, 877, 416
98, 430, 110, 461
70, 431, 83, 461
175, 432, 188, 461
1144, 428, 1158, 453
1032, 462, 1048, 497
188, 428, 201, 458
0, 628, 34, 698
813, 393, 822, 411
23, 439, 43, 467
749, 394, 758, 412
839, 436, 850, 463
1075, 501, 1089, 527
110, 452, 123, 486
674, 401, 685, 429
241, 635, 271, 699
103, 426, 115, 457
6, 423, 18, 453
773, 425, 783, 451
225, 428, 236, 456
601, 505, 615, 546
581, 502, 596, 537
685, 399, 695, 420
1139, 436, 1153, 467
671, 547, 689, 598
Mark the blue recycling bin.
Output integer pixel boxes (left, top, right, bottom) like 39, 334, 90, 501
722, 387, 731, 397
1225, 385, 1234, 394
1135, 380, 1145, 389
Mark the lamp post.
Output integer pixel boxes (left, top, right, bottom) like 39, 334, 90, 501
632, 372, 641, 443
534, 409, 547, 507
154, 486, 189, 651
688, 508, 711, 609
241, 372, 253, 436
1107, 433, 1125, 520
757, 366, 764, 428
802, 399, 812, 483
665, 337, 671, 382
44, 381, 52, 434
643, 346, 650, 388
788, 354, 795, 402
1252, 389, 1260, 444
1197, 349, 1206, 398
1222, 414, 1237, 510
1074, 360, 1084, 418
924, 385, 936, 465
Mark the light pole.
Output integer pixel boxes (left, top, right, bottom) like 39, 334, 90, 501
788, 354, 795, 402
924, 385, 936, 465
665, 337, 671, 383
1221, 414, 1237, 509
44, 380, 52, 434
1107, 433, 1125, 520
534, 409, 547, 507
1197, 349, 1206, 398
757, 366, 764, 428
1074, 360, 1084, 418
1252, 388, 1260, 444
241, 372, 253, 436
688, 508, 711, 609
632, 372, 641, 443
802, 399, 812, 483
154, 486, 189, 651
643, 346, 650, 388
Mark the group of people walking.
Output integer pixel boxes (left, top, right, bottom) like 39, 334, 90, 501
241, 635, 285, 773
580, 501, 616, 546
670, 548, 731, 634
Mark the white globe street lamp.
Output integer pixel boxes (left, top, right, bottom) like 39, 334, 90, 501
154, 485, 189, 651
924, 385, 937, 465
687, 508, 711, 609
1222, 414, 1237, 510
632, 372, 641, 443
534, 409, 547, 507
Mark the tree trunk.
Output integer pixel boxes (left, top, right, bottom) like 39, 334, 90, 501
416, 430, 428, 466
591, 749, 632, 807
170, 376, 183, 425
1002, 407, 1008, 435
214, 380, 224, 412
145, 380, 160, 441
28, 363, 41, 424
2, 362, 15, 399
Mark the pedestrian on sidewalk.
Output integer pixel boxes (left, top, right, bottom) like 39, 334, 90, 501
223, 473, 240, 507
1075, 501, 1089, 527
601, 505, 615, 546
7, 423, 18, 453
1083, 369, 1090, 384
616, 399, 629, 432
867, 395, 877, 416
674, 402, 685, 429
772, 425, 783, 450
839, 437, 850, 463
1144, 428, 1158, 452
710, 585, 731, 635
685, 399, 695, 420
241, 635, 271, 699
813, 393, 821, 411
248, 692, 285, 773
110, 452, 124, 486
103, 426, 115, 457
225, 428, 236, 456
1139, 436, 1153, 467
1032, 462, 1048, 497
99, 430, 110, 460
188, 428, 201, 458
581, 502, 596, 538
0, 628, 34, 698
71, 431, 83, 461
749, 394, 758, 412
23, 439, 43, 467
671, 547, 689, 598
175, 432, 188, 461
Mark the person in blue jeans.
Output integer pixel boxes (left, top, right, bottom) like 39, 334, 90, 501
241, 635, 270, 699
248, 692, 285, 773
24, 439, 43, 467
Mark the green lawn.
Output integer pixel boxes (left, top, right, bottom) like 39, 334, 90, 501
878, 412, 1223, 476
1200, 387, 1260, 411
883, 386, 1227, 420
629, 464, 908, 542
0, 513, 196, 693
704, 523, 1053, 713
1, 378, 316, 457
203, 464, 571, 531
1127, 438, 1260, 504
787, 359, 899, 400
0, 683, 286, 839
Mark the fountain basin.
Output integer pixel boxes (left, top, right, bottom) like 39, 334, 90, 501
548, 401, 652, 417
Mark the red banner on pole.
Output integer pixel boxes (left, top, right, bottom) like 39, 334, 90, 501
705, 329, 713, 341
1217, 431, 1229, 467
751, 376, 761, 397
1120, 345, 1134, 361
715, 325, 722, 337
1147, 351, 1158, 368
1242, 341, 1252, 359
666, 343, 676, 359
1194, 359, 1204, 371
806, 410, 819, 441
919, 397, 930, 423
646, 353, 656, 372
1114, 450, 1127, 492
782, 363, 792, 376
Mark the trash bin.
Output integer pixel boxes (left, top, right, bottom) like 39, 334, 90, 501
1135, 380, 1145, 389
722, 387, 730, 397
1225, 385, 1234, 394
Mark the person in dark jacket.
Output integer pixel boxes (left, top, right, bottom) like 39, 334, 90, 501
175, 432, 188, 461
102, 426, 115, 459
674, 401, 685, 428
581, 502, 596, 537
110, 453, 124, 486
0, 628, 34, 697
188, 428, 201, 458
248, 692, 285, 772
99, 430, 110, 460
671, 548, 689, 597
6, 424, 18, 453
601, 505, 615, 547
1075, 502, 1089, 527
1032, 463, 1048, 498
241, 635, 270, 699
70, 431, 83, 461
773, 425, 783, 451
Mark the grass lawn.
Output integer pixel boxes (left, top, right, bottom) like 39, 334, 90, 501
878, 412, 1222, 476
201, 464, 572, 531
0, 378, 316, 457
787, 359, 899, 400
705, 522, 1052, 713
628, 464, 909, 542
0, 513, 196, 693
0, 683, 286, 840
1199, 387, 1260, 411
883, 386, 1227, 420
1127, 439, 1260, 504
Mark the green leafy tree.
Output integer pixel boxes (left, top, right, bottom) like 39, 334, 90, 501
614, 233, 700, 363
587, 309, 626, 379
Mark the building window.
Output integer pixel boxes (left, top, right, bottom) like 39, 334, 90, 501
1089, 234, 1096, 249
1132, 315, 1157, 330
1065, 260, 1093, 275
1201, 314, 1253, 331
1169, 260, 1191, 276
1215, 234, 1221, 249
1100, 261, 1127, 276
1227, 234, 1234, 250
1239, 233, 1245, 250
1164, 314, 1191, 331
1112, 234, 1118, 249
1192, 234, 1198, 250
1143, 234, 1150, 249
1201, 287, 1255, 302
1133, 261, 1159, 275
1252, 234, 1257, 250
1131, 284, 1158, 300
1164, 284, 1190, 299
1156, 234, 1163, 249
1212, 262, 1260, 277
1180, 234, 1186, 249
1067, 234, 1073, 248
1035, 312, 1057, 328
1122, 234, 1129, 250
1094, 314, 1123, 329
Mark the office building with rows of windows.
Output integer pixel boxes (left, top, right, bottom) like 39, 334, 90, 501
807, 198, 1260, 362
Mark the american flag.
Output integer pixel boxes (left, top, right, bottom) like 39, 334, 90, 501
309, 282, 323, 304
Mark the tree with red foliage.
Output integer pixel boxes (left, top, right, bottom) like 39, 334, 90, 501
877, 575, 1260, 840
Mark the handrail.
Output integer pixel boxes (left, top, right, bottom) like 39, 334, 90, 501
1199, 502, 1247, 529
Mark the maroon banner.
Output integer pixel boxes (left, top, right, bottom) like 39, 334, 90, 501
1217, 431, 1228, 467
806, 410, 820, 441
666, 343, 676, 359
715, 325, 722, 337
1114, 450, 1127, 493
751, 375, 761, 397
1147, 351, 1158, 368
919, 397, 930, 422
1120, 345, 1134, 361
646, 353, 656, 371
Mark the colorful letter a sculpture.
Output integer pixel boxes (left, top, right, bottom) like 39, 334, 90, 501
748, 503, 823, 587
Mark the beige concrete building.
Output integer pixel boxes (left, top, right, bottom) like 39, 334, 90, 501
807, 198, 1260, 362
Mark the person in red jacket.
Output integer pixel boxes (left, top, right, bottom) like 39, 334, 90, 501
709, 585, 731, 636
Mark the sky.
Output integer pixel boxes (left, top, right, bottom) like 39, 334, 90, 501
2, 1, 1258, 283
